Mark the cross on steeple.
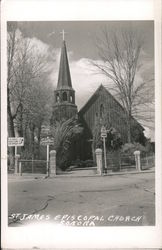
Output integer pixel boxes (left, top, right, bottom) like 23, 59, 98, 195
60, 29, 67, 41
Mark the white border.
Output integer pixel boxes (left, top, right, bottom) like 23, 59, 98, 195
4, 0, 154, 21
1, 0, 162, 248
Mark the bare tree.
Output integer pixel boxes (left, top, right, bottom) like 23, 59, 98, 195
21, 75, 53, 159
7, 23, 20, 166
7, 23, 53, 164
91, 27, 154, 143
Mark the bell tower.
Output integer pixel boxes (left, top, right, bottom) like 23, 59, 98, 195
51, 32, 77, 124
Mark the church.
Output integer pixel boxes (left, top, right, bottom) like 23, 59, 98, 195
50, 37, 145, 165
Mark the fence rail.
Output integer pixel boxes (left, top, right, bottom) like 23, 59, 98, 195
140, 154, 155, 170
106, 152, 154, 172
18, 159, 47, 174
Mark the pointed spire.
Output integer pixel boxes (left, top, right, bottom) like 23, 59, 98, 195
57, 40, 72, 90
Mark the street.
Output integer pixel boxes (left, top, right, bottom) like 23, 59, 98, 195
8, 172, 155, 226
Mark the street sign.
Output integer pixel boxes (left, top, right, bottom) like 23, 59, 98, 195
41, 126, 50, 133
40, 136, 54, 177
8, 137, 24, 147
40, 137, 54, 146
101, 133, 107, 138
101, 126, 107, 138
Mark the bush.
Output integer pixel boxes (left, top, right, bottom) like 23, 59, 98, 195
121, 143, 147, 154
51, 117, 83, 171
84, 159, 94, 167
71, 159, 94, 168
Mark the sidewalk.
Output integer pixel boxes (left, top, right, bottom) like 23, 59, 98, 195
8, 173, 46, 181
8, 167, 155, 180
51, 167, 155, 178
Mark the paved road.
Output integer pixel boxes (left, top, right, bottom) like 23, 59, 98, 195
8, 172, 155, 227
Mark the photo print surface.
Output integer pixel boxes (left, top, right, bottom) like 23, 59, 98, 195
7, 21, 155, 227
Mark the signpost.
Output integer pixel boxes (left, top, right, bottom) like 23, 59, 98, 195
8, 137, 24, 156
8, 137, 24, 173
40, 137, 54, 176
8, 137, 24, 146
101, 126, 107, 172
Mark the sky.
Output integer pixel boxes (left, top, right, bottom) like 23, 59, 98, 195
9, 21, 154, 139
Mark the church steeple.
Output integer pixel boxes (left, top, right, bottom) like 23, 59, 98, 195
57, 40, 73, 90
51, 36, 77, 124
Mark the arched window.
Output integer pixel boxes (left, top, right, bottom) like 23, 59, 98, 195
63, 92, 67, 101
56, 93, 60, 102
100, 104, 104, 118
70, 94, 73, 103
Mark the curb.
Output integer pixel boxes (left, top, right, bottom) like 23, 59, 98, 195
46, 169, 155, 178
8, 169, 155, 180
103, 169, 155, 176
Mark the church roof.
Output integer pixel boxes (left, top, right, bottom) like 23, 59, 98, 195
79, 84, 144, 130
79, 84, 110, 114
57, 40, 73, 90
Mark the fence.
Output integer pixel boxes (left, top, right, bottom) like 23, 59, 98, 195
18, 159, 47, 175
106, 152, 136, 171
106, 151, 154, 172
140, 152, 155, 170
120, 153, 136, 170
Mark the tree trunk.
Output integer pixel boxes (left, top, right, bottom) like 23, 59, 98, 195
127, 113, 132, 143
92, 142, 96, 164
30, 123, 35, 159
37, 124, 42, 159
7, 92, 15, 168
7, 93, 15, 138
17, 103, 23, 137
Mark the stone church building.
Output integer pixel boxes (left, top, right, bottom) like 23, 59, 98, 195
51, 38, 144, 163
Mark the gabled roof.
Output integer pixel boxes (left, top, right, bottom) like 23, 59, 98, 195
79, 84, 144, 130
57, 40, 73, 90
79, 84, 120, 114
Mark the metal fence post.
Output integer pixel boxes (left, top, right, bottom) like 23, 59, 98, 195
146, 153, 149, 167
46, 144, 50, 176
32, 157, 34, 173
14, 154, 20, 174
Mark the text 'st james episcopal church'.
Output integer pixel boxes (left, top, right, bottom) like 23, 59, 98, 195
50, 32, 144, 164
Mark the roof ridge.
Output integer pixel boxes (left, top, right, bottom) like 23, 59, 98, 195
79, 84, 143, 130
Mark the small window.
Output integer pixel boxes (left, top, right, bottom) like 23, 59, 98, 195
63, 92, 67, 101
70, 95, 73, 103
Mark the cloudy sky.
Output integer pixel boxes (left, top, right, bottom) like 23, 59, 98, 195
9, 21, 154, 139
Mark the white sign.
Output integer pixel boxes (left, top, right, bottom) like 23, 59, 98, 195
8, 137, 24, 147
40, 138, 54, 146
101, 133, 107, 138
41, 126, 50, 133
